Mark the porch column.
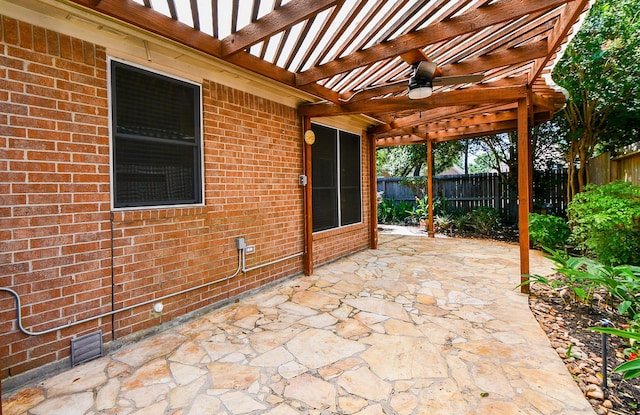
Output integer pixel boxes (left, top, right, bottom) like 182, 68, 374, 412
369, 133, 378, 249
427, 140, 435, 238
517, 97, 531, 293
302, 117, 313, 276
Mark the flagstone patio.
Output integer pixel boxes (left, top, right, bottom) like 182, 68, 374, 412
2, 234, 595, 415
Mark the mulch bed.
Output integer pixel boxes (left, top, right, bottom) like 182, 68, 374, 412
529, 279, 640, 414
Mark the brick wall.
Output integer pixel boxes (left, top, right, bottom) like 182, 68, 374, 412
0, 15, 370, 382
1, 16, 112, 377
109, 81, 306, 340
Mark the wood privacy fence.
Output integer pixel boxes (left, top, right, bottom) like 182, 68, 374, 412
377, 169, 568, 224
589, 148, 640, 186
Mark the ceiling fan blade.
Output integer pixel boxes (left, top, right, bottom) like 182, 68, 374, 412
414, 61, 438, 80
432, 74, 484, 86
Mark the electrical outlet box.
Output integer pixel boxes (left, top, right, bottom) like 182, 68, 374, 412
236, 238, 246, 250
299, 175, 307, 186
245, 245, 256, 254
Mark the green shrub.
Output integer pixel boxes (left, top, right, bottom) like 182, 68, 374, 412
528, 213, 570, 250
404, 194, 448, 221
567, 181, 640, 266
378, 199, 414, 224
524, 249, 640, 318
464, 206, 501, 235
434, 213, 453, 233
406, 195, 429, 221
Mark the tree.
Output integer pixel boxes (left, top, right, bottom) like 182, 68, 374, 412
376, 141, 465, 177
553, 0, 640, 200
468, 151, 498, 174
467, 120, 565, 187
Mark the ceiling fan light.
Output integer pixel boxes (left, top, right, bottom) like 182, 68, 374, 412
408, 85, 433, 100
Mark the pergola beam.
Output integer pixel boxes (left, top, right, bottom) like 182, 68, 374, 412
369, 106, 475, 135
529, 0, 590, 83
417, 110, 519, 134
442, 40, 548, 77
300, 85, 527, 117
376, 135, 431, 148
341, 42, 546, 104
431, 121, 517, 142
295, 0, 572, 85
373, 107, 552, 145
68, 0, 223, 56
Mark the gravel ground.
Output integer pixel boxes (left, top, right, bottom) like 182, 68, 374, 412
529, 281, 640, 415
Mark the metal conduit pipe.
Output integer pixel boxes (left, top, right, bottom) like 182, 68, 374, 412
241, 250, 305, 273
0, 247, 243, 337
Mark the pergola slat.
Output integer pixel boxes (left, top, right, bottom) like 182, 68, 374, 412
529, 0, 590, 83
189, 0, 200, 30
220, 0, 341, 56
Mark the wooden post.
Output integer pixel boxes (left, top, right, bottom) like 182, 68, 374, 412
427, 140, 435, 238
369, 133, 378, 249
528, 92, 535, 220
518, 97, 531, 293
302, 117, 313, 276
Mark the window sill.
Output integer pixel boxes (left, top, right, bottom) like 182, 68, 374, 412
312, 222, 366, 241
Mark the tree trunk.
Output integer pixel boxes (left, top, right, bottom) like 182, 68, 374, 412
563, 93, 612, 202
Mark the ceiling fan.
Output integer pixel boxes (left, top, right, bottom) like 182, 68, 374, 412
408, 61, 484, 99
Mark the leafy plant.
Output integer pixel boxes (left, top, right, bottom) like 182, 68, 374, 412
521, 249, 640, 318
378, 198, 395, 223
404, 194, 448, 224
407, 195, 430, 221
464, 206, 501, 235
378, 198, 414, 224
567, 181, 640, 266
528, 213, 570, 250
434, 213, 453, 234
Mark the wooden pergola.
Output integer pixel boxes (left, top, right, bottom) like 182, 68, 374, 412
66, 0, 592, 292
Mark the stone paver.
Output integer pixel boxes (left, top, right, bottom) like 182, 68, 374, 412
2, 235, 596, 414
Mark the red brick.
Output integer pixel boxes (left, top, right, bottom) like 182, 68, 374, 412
32, 25, 47, 53
46, 29, 59, 56
3, 16, 19, 45
28, 61, 69, 81
56, 79, 96, 96
26, 150, 71, 162
13, 183, 59, 194
25, 84, 69, 101
8, 68, 55, 88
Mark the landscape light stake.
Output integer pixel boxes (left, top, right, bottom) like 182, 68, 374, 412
600, 319, 613, 392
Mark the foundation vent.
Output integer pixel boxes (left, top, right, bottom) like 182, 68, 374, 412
71, 330, 103, 367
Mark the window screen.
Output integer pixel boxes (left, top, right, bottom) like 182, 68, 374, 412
311, 124, 361, 232
339, 131, 362, 226
111, 61, 202, 208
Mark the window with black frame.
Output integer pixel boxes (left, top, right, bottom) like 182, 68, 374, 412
110, 61, 202, 208
311, 123, 362, 232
